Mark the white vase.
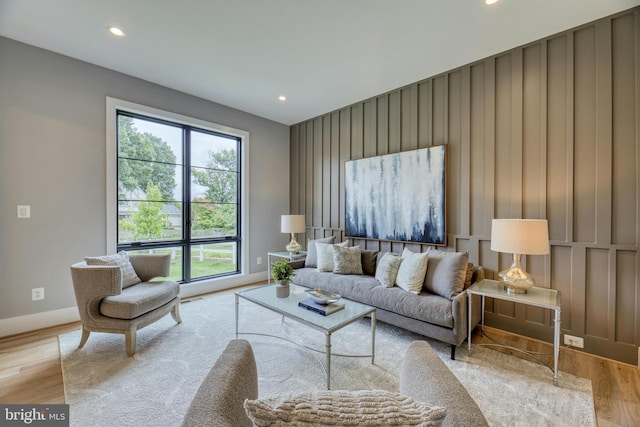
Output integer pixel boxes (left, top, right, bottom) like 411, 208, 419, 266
275, 279, 290, 298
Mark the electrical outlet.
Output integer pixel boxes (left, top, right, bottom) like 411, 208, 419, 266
32, 287, 44, 301
563, 334, 584, 348
17, 205, 31, 218
257, 257, 263, 265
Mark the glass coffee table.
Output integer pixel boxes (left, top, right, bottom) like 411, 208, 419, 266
235, 283, 376, 389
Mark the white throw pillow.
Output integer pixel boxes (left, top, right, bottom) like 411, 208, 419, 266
304, 236, 336, 268
85, 251, 141, 288
375, 253, 403, 287
395, 248, 429, 294
316, 241, 348, 272
244, 389, 446, 426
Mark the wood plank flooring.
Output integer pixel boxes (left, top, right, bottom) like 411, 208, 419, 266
1, 317, 639, 426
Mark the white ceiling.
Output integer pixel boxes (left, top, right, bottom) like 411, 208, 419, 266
1, 0, 639, 125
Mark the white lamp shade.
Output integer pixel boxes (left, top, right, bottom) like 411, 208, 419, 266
281, 215, 306, 233
491, 219, 550, 255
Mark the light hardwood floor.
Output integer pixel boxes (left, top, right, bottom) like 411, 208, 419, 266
1, 317, 639, 426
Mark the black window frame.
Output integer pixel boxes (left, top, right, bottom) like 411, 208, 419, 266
115, 110, 242, 283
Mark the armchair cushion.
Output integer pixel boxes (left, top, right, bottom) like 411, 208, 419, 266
85, 251, 141, 288
100, 281, 179, 320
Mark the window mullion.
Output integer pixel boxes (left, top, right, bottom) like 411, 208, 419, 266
183, 127, 191, 282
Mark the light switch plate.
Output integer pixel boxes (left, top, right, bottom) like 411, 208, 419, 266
17, 205, 30, 218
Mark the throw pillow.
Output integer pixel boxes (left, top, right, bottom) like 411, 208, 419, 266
244, 390, 446, 426
316, 241, 349, 272
424, 249, 469, 299
464, 262, 474, 289
85, 251, 141, 288
375, 253, 403, 287
395, 248, 429, 294
304, 236, 336, 268
333, 245, 363, 275
361, 249, 379, 276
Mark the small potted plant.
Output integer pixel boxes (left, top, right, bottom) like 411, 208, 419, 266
271, 259, 296, 298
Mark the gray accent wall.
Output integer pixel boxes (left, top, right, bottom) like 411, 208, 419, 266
0, 37, 289, 325
290, 8, 640, 364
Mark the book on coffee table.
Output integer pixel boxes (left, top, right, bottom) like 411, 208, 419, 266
298, 298, 345, 316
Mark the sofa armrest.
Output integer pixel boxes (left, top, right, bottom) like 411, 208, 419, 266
70, 263, 123, 325
400, 341, 488, 427
182, 339, 258, 427
129, 254, 171, 282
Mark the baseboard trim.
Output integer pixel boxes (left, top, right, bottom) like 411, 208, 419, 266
0, 306, 80, 338
0, 271, 268, 339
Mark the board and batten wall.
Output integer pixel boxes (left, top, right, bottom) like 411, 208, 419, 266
289, 8, 640, 365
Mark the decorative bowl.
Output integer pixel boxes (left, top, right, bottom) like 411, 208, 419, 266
305, 288, 341, 305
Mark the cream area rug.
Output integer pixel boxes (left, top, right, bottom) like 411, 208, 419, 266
59, 291, 595, 427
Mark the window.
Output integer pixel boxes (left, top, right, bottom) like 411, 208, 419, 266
108, 101, 246, 284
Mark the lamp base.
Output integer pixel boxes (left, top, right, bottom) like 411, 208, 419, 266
498, 254, 535, 294
286, 234, 301, 254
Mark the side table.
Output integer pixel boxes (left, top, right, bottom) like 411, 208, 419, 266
466, 279, 562, 386
267, 251, 307, 283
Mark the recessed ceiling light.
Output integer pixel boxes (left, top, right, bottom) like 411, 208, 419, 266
278, 95, 287, 102
485, 0, 499, 4
108, 26, 125, 37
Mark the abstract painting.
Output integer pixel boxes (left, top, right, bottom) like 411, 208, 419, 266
345, 145, 446, 245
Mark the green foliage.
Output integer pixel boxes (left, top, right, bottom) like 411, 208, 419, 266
191, 198, 236, 234
191, 149, 237, 203
118, 116, 176, 200
131, 183, 167, 240
271, 259, 296, 281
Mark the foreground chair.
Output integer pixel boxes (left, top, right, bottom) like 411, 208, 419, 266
70, 253, 181, 356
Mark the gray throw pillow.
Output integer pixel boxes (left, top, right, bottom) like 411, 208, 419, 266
333, 245, 363, 275
304, 236, 336, 268
85, 251, 141, 288
424, 249, 469, 299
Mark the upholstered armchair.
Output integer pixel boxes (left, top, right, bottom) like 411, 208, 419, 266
70, 253, 182, 356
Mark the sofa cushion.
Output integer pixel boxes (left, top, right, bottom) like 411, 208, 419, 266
333, 245, 363, 275
293, 268, 455, 328
396, 248, 429, 295
424, 250, 469, 299
304, 236, 336, 268
244, 390, 446, 426
375, 253, 403, 288
100, 281, 179, 319
361, 249, 379, 276
85, 251, 141, 288
316, 241, 349, 272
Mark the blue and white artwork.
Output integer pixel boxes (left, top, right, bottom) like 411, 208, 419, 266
345, 145, 446, 245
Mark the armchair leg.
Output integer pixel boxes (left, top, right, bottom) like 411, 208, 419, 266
125, 328, 137, 357
171, 303, 182, 324
78, 327, 90, 349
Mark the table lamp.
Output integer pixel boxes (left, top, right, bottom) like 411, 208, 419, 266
281, 215, 305, 254
490, 219, 550, 293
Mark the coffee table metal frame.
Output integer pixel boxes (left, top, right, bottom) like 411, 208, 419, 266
235, 283, 376, 390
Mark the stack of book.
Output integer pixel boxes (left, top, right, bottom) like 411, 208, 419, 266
298, 298, 345, 316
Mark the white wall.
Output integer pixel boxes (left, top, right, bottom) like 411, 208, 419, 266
0, 36, 290, 335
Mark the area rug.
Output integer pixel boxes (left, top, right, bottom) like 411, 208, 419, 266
59, 291, 595, 426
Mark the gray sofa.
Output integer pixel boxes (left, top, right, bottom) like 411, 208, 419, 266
183, 339, 488, 426
291, 246, 484, 359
